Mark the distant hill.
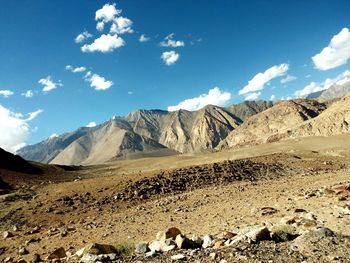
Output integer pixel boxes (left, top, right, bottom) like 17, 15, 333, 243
18, 101, 274, 165
306, 80, 350, 101
218, 99, 327, 149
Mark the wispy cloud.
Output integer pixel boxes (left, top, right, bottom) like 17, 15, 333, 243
168, 87, 231, 111
161, 51, 180, 66
39, 76, 62, 93
280, 75, 297, 84
0, 90, 14, 98
244, 92, 261, 101
86, 121, 97, 127
65, 65, 86, 73
239, 63, 289, 95
312, 27, 350, 70
160, 33, 185, 47
139, 34, 150, 43
75, 31, 93, 43
21, 90, 34, 98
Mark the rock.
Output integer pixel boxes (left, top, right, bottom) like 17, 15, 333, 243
30, 254, 41, 263
270, 224, 299, 242
47, 247, 66, 259
76, 243, 117, 257
175, 234, 198, 249
261, 207, 278, 215
294, 208, 307, 213
4, 258, 12, 263
280, 216, 297, 225
135, 242, 149, 253
156, 227, 181, 241
191, 235, 203, 247
202, 235, 214, 248
242, 226, 270, 242
302, 212, 317, 221
3, 231, 13, 239
80, 253, 99, 263
148, 240, 161, 252
17, 259, 26, 263
213, 240, 225, 249
171, 254, 186, 260
221, 231, 236, 239
18, 247, 29, 255
146, 250, 157, 257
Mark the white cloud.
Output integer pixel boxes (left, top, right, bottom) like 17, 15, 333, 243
161, 51, 180, 66
239, 63, 289, 95
244, 92, 261, 101
86, 121, 97, 128
95, 3, 120, 23
96, 22, 105, 31
75, 31, 93, 43
0, 105, 43, 153
110, 16, 133, 34
168, 87, 231, 111
0, 90, 14, 98
21, 90, 34, 98
81, 34, 125, 53
127, 91, 133, 95
39, 76, 62, 93
139, 34, 150, 42
160, 33, 185, 47
312, 28, 350, 70
280, 75, 297, 84
65, 65, 86, 73
294, 69, 350, 97
270, 94, 276, 101
85, 73, 113, 91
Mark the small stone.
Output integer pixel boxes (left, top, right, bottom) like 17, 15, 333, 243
171, 254, 186, 260
148, 240, 161, 252
76, 243, 117, 257
175, 234, 197, 249
47, 247, 66, 259
210, 252, 217, 260
243, 226, 270, 242
3, 231, 13, 239
221, 231, 236, 239
18, 247, 29, 255
4, 258, 12, 263
31, 253, 42, 263
191, 235, 203, 247
202, 235, 214, 248
135, 242, 149, 253
213, 240, 225, 249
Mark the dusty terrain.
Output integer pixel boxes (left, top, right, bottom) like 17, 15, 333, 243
1, 134, 350, 262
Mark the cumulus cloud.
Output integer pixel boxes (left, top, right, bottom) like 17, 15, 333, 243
75, 31, 93, 43
85, 73, 113, 91
21, 90, 34, 98
39, 76, 62, 93
110, 16, 133, 34
244, 92, 261, 101
86, 122, 97, 128
95, 3, 120, 23
161, 51, 180, 66
65, 65, 86, 73
239, 63, 289, 95
160, 33, 185, 47
81, 34, 125, 53
0, 105, 43, 153
139, 34, 150, 42
168, 87, 231, 111
0, 90, 14, 98
270, 94, 276, 101
280, 75, 297, 84
312, 28, 350, 70
294, 69, 350, 97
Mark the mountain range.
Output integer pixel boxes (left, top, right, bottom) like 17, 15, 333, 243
18, 84, 350, 166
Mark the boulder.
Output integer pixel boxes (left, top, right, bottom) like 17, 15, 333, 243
175, 234, 198, 249
47, 247, 66, 259
202, 235, 214, 248
148, 240, 161, 252
242, 226, 270, 242
156, 227, 181, 241
135, 242, 149, 253
76, 243, 117, 257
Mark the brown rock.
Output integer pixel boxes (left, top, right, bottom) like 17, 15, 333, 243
156, 227, 181, 241
47, 247, 66, 259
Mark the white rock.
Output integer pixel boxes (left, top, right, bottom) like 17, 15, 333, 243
202, 235, 214, 248
171, 254, 186, 260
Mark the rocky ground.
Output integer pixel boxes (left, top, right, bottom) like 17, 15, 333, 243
1, 139, 350, 262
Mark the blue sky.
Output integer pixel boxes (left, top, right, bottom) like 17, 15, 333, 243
0, 0, 350, 151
